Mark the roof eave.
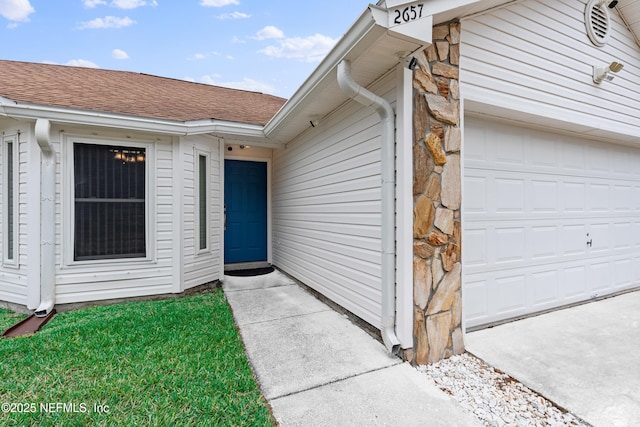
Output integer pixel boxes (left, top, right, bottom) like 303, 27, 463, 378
0, 101, 271, 142
263, 7, 385, 139
264, 3, 436, 143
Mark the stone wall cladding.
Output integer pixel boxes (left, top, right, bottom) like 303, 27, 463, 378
408, 21, 463, 365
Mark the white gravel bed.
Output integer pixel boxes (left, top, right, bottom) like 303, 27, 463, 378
418, 353, 590, 427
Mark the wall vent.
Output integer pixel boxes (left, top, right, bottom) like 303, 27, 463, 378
585, 0, 611, 46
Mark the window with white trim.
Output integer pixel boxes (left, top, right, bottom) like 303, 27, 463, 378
196, 153, 209, 251
3, 134, 18, 264
73, 143, 146, 260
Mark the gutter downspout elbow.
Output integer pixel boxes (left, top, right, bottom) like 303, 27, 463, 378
337, 60, 400, 355
34, 118, 56, 317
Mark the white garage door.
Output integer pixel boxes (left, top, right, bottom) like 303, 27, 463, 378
463, 117, 640, 329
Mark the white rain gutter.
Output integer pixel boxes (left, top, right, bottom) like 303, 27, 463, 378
34, 119, 56, 316
0, 102, 278, 145
337, 60, 400, 355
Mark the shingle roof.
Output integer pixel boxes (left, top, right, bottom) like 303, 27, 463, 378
0, 60, 287, 125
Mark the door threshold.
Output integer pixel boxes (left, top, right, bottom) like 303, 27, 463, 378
224, 261, 271, 272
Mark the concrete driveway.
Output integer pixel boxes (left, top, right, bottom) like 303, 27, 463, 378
465, 290, 640, 427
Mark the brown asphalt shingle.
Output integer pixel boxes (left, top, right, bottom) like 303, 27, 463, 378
0, 60, 287, 125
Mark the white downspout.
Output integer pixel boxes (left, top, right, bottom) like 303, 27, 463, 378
337, 60, 400, 355
34, 118, 55, 317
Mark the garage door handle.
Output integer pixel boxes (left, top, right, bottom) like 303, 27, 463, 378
586, 238, 593, 247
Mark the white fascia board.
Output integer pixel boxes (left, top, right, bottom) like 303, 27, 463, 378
0, 102, 268, 140
382, 0, 485, 13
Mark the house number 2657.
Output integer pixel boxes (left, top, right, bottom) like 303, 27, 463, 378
393, 4, 424, 25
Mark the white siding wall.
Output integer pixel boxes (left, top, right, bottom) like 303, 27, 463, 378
272, 72, 396, 328
54, 127, 175, 303
0, 119, 29, 306
461, 0, 640, 139
182, 135, 222, 289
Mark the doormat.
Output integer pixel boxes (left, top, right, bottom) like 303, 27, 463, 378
225, 266, 274, 277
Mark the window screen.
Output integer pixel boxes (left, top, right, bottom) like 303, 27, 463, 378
74, 143, 146, 260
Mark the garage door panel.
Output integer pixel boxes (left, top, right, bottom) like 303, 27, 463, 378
495, 227, 525, 264
613, 222, 633, 249
465, 176, 487, 213
494, 133, 525, 165
530, 180, 557, 213
589, 223, 610, 253
560, 224, 587, 256
613, 185, 633, 211
560, 266, 587, 300
493, 275, 526, 316
561, 182, 586, 212
530, 135, 557, 168
587, 145, 610, 172
634, 223, 640, 246
614, 259, 633, 289
495, 178, 525, 213
464, 117, 640, 328
530, 270, 558, 307
463, 279, 489, 323
530, 226, 558, 259
611, 149, 631, 174
588, 183, 610, 212
588, 262, 611, 295
560, 141, 586, 171
465, 126, 488, 161
464, 229, 487, 266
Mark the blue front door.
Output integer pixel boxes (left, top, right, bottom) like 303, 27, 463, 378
224, 160, 268, 264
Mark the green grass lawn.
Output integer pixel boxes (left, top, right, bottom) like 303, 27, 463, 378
0, 309, 27, 333
0, 290, 274, 427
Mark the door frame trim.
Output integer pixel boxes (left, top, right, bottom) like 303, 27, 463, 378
222, 155, 272, 267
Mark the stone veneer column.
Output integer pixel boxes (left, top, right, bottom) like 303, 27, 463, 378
407, 21, 463, 365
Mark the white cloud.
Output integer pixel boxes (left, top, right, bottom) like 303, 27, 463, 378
83, 0, 106, 7
110, 0, 157, 9
255, 25, 283, 40
84, 0, 156, 9
112, 48, 129, 59
200, 0, 238, 6
187, 51, 220, 60
79, 16, 135, 29
195, 75, 276, 95
259, 33, 337, 62
0, 0, 35, 22
217, 11, 249, 20
65, 59, 100, 68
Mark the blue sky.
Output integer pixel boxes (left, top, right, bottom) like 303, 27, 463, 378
0, 0, 369, 98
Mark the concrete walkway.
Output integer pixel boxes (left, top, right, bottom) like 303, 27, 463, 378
223, 270, 481, 427
466, 290, 640, 427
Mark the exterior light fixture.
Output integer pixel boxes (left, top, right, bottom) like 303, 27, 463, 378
593, 61, 624, 84
309, 115, 323, 128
